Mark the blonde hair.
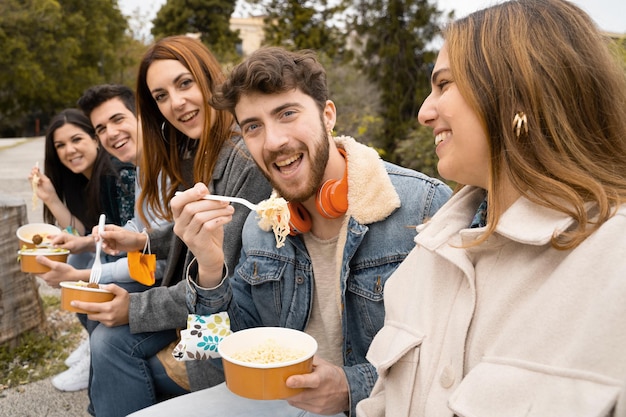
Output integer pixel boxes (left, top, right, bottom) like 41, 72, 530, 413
445, 0, 626, 249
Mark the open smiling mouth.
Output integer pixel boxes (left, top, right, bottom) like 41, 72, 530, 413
274, 154, 302, 174
179, 111, 198, 123
435, 131, 451, 146
113, 139, 128, 149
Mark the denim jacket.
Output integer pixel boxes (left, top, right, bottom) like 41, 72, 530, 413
186, 136, 452, 414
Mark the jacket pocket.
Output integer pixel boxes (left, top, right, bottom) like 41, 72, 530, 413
347, 265, 392, 303
367, 323, 424, 377
366, 323, 425, 417
450, 357, 621, 417
236, 255, 286, 286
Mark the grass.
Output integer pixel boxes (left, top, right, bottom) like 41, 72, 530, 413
0, 295, 85, 391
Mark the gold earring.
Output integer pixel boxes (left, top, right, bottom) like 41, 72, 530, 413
513, 112, 528, 138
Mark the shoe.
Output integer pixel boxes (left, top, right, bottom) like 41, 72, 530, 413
52, 354, 90, 392
64, 339, 90, 367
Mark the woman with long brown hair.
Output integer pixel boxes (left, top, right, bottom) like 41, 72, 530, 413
29, 108, 136, 393
80, 36, 271, 417
31, 108, 134, 235
135, 35, 238, 224
359, 0, 626, 415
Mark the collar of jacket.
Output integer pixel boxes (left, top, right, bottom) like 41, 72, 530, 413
335, 135, 401, 224
417, 186, 603, 249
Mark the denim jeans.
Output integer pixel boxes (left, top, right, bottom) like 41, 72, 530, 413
89, 323, 185, 417
127, 382, 347, 417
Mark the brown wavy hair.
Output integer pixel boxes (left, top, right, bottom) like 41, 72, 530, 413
444, 0, 626, 249
210, 47, 328, 118
135, 35, 235, 223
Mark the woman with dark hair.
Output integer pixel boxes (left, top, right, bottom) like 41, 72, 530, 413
30, 108, 134, 236
79, 36, 272, 416
28, 108, 136, 392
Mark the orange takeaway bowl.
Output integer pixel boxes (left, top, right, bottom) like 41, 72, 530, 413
18, 247, 70, 274
16, 223, 62, 248
218, 327, 317, 400
60, 281, 115, 314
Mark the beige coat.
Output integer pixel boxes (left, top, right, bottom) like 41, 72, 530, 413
357, 186, 626, 417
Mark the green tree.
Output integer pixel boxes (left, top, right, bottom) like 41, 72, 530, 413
253, 0, 345, 57
49, 0, 130, 100
325, 55, 383, 145
0, 0, 61, 134
151, 0, 240, 63
615, 35, 626, 70
345, 0, 445, 163
0, 0, 134, 136
394, 124, 449, 184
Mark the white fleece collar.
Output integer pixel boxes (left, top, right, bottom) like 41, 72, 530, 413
335, 136, 401, 224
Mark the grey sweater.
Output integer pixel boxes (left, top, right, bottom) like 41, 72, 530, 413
128, 135, 272, 390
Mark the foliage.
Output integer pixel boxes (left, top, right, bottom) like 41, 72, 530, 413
0, 296, 84, 390
324, 55, 383, 145
249, 0, 346, 57
344, 0, 446, 164
393, 122, 450, 184
5, 1, 622, 180
0, 0, 139, 136
122, 2, 162, 44
151, 0, 241, 63
613, 35, 626, 70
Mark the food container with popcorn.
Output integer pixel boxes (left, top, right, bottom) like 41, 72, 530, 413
218, 327, 317, 400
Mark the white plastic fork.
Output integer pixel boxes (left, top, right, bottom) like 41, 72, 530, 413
89, 214, 106, 285
174, 192, 260, 211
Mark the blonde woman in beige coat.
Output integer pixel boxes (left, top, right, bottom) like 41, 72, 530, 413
357, 0, 626, 416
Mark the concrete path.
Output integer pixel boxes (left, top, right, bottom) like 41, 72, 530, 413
0, 137, 91, 416
0, 137, 44, 224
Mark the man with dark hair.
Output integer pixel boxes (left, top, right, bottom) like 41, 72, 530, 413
78, 84, 140, 165
42, 84, 167, 398
130, 47, 452, 417
41, 85, 163, 395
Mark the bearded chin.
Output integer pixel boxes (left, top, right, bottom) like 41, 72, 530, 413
274, 179, 316, 203
270, 119, 329, 203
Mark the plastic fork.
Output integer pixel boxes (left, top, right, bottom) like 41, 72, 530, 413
174, 192, 259, 211
89, 214, 106, 285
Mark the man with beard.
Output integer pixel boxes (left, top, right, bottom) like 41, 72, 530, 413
130, 47, 452, 417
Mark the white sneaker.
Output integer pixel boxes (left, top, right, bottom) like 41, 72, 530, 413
64, 339, 90, 367
52, 354, 90, 392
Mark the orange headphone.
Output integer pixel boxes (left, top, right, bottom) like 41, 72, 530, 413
287, 148, 348, 235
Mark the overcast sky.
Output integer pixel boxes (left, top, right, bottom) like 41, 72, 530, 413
119, 0, 625, 35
